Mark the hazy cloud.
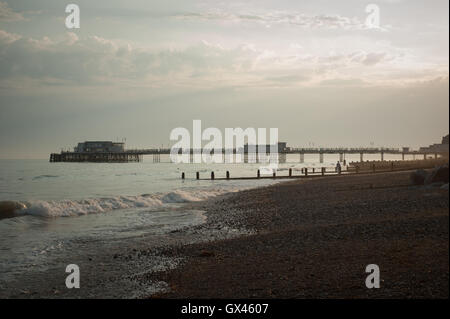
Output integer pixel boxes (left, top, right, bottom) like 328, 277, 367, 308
0, 1, 24, 22
0, 29, 20, 43
175, 11, 383, 31
0, 31, 441, 89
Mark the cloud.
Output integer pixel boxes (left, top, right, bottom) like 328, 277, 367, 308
319, 78, 367, 87
0, 31, 444, 89
265, 74, 311, 84
175, 11, 384, 31
0, 1, 24, 22
360, 52, 389, 66
348, 51, 392, 66
0, 29, 21, 43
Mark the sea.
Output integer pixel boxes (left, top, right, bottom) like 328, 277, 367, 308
0, 153, 406, 286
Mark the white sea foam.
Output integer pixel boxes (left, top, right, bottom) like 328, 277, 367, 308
4, 189, 227, 218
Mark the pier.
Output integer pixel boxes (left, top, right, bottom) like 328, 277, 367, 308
50, 139, 449, 163
50, 146, 446, 163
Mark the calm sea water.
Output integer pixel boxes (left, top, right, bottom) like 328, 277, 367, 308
0, 153, 406, 283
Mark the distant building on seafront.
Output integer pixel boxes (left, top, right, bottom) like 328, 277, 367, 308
74, 141, 125, 153
442, 134, 449, 145
419, 134, 449, 154
243, 142, 288, 153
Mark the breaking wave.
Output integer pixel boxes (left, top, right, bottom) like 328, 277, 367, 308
0, 189, 226, 219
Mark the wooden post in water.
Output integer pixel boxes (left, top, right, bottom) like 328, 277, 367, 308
257, 169, 260, 178
273, 171, 276, 178
196, 172, 199, 180
312, 168, 315, 174
181, 172, 185, 180
321, 167, 325, 176
305, 168, 308, 176
289, 168, 292, 177
211, 171, 215, 180
226, 171, 230, 180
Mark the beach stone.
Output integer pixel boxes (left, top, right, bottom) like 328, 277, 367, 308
0, 201, 27, 220
424, 165, 449, 185
199, 250, 215, 257
410, 169, 428, 185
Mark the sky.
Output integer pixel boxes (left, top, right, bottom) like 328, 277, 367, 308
0, 0, 448, 159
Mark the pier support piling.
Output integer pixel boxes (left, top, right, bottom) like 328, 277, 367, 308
153, 154, 161, 163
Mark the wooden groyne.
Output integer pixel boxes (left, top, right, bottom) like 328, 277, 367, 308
182, 158, 448, 181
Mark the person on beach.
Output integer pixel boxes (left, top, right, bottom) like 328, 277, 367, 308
336, 161, 342, 174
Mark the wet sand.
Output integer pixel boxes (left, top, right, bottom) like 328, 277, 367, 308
148, 170, 449, 298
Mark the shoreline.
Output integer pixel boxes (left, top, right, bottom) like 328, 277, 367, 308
148, 170, 449, 298
1, 170, 448, 298
0, 180, 276, 298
